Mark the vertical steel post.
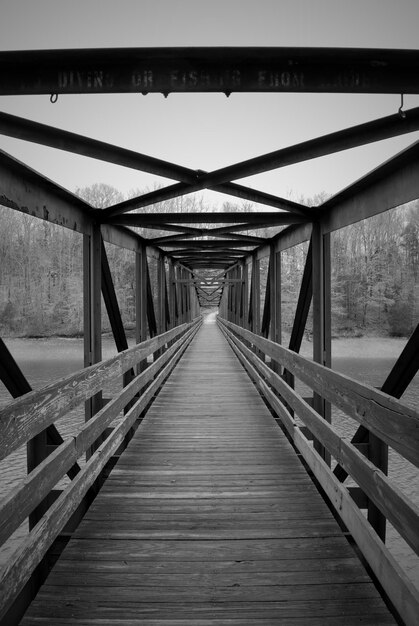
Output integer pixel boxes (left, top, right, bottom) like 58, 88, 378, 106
312, 223, 331, 464
242, 261, 249, 329
270, 245, 282, 372
226, 268, 231, 322
230, 268, 235, 323
251, 256, 261, 335
235, 266, 241, 325
158, 257, 167, 355
83, 224, 102, 457
180, 267, 185, 323
136, 244, 148, 372
168, 261, 176, 329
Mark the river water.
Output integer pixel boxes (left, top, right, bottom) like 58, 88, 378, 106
0, 334, 418, 590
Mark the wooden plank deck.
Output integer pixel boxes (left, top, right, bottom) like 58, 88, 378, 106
20, 317, 396, 625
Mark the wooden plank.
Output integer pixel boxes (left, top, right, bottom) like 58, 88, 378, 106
35, 582, 381, 602
20, 603, 395, 625
20, 614, 396, 625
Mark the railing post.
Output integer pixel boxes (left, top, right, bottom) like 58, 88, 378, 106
312, 223, 331, 464
83, 223, 102, 457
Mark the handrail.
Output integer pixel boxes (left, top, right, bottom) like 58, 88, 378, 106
218, 319, 419, 469
218, 316, 419, 626
0, 321, 199, 462
0, 316, 201, 621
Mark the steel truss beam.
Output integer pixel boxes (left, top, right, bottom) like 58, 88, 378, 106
103, 106, 419, 215
319, 140, 419, 233
252, 135, 419, 264
0, 147, 160, 256
103, 181, 307, 217
106, 212, 306, 226
261, 261, 271, 338
159, 239, 256, 248
151, 232, 266, 245
0, 112, 307, 217
1, 47, 418, 95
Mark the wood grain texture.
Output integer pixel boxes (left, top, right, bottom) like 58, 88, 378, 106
219, 317, 419, 469
20, 320, 395, 625
0, 320, 199, 461
219, 318, 419, 625
0, 322, 201, 621
220, 319, 419, 555
0, 320, 201, 549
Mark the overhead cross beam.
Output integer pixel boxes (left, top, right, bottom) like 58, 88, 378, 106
102, 106, 419, 217
159, 239, 256, 248
150, 226, 273, 245
1, 47, 419, 95
0, 111, 308, 217
105, 212, 307, 226
103, 180, 307, 217
4, 104, 419, 225
2, 47, 419, 273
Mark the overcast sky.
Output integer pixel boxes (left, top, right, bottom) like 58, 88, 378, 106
0, 0, 418, 207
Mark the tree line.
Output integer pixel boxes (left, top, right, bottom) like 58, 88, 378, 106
0, 184, 418, 338
280, 200, 419, 338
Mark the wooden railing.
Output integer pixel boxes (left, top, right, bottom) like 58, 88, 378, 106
218, 316, 419, 626
0, 317, 201, 622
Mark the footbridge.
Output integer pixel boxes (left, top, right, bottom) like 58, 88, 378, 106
1, 46, 419, 625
